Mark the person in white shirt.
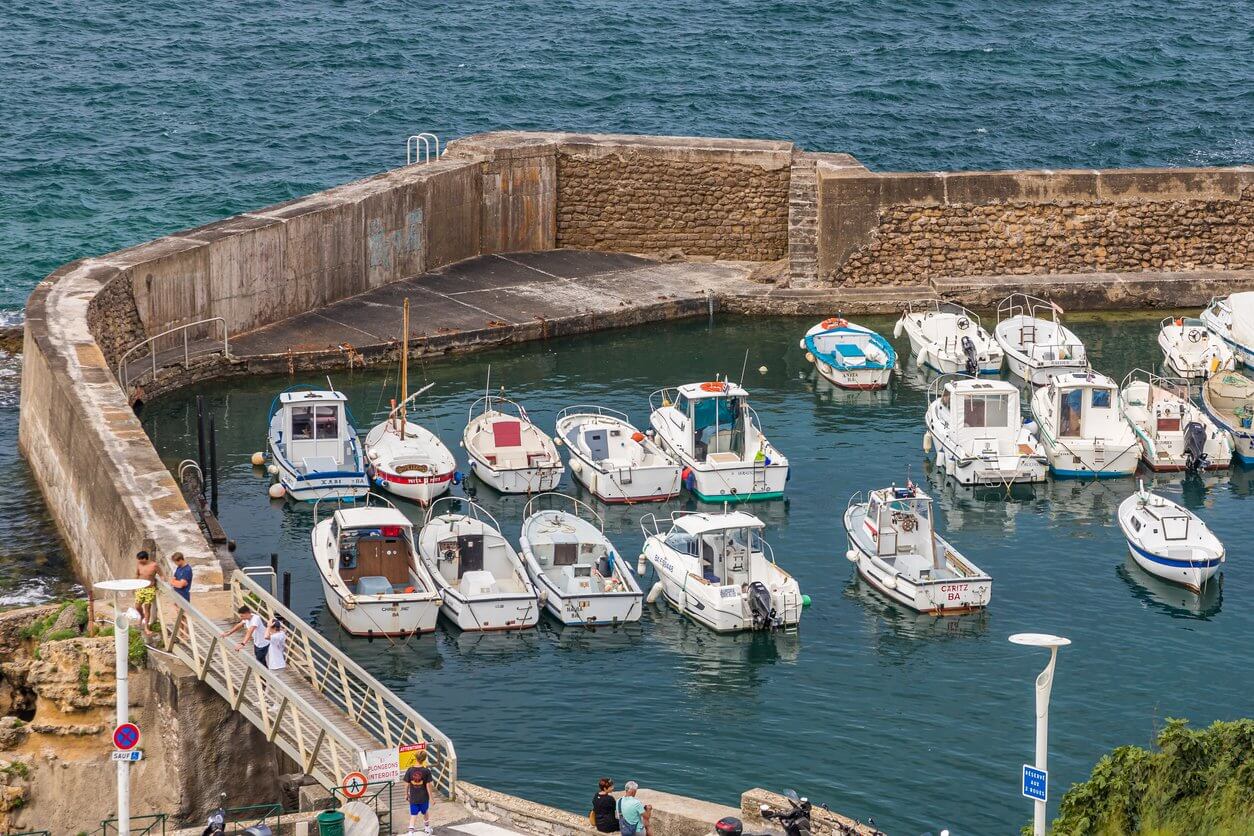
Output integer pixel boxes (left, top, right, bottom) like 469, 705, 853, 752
264, 619, 288, 672
224, 605, 270, 665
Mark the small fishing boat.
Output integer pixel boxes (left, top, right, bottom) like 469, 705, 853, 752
309, 495, 442, 636
799, 317, 896, 390
894, 300, 1003, 375
843, 482, 992, 614
1200, 293, 1254, 367
924, 375, 1047, 485
640, 510, 803, 632
1157, 316, 1234, 379
364, 300, 456, 505
518, 494, 642, 626
1117, 482, 1224, 593
1119, 370, 1230, 472
462, 382, 563, 495
554, 406, 681, 503
266, 385, 369, 501
994, 294, 1087, 385
1200, 371, 1254, 464
418, 498, 540, 631
1030, 372, 1140, 477
648, 380, 789, 502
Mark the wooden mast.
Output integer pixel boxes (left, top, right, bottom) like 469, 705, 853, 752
400, 298, 409, 440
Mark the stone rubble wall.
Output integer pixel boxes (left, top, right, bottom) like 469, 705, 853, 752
819, 165, 1254, 288
554, 135, 794, 261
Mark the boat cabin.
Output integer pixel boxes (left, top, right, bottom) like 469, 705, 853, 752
665, 382, 754, 464
275, 390, 355, 472
1047, 374, 1119, 438
864, 485, 941, 571
433, 522, 524, 597
529, 516, 615, 596
330, 508, 417, 595
1127, 499, 1192, 542
942, 380, 1017, 433
663, 511, 769, 585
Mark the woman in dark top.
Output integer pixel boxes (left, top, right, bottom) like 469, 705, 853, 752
592, 777, 618, 833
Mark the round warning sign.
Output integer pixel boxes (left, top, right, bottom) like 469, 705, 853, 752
342, 771, 369, 799
113, 722, 141, 751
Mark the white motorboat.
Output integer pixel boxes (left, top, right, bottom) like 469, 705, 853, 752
418, 498, 540, 631
1119, 370, 1230, 472
1157, 316, 1234, 379
994, 294, 1087, 385
1030, 372, 1140, 477
1201, 371, 1254, 464
640, 510, 803, 632
364, 300, 457, 506
843, 482, 992, 614
1200, 293, 1254, 367
924, 375, 1047, 485
462, 386, 563, 495
799, 317, 896, 390
519, 494, 642, 626
309, 495, 442, 636
266, 385, 369, 501
648, 380, 788, 502
894, 300, 1003, 375
1117, 482, 1224, 593
555, 406, 680, 504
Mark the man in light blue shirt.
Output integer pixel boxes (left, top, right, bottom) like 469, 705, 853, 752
616, 781, 651, 836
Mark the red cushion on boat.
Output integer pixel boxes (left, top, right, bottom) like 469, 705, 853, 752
492, 420, 523, 448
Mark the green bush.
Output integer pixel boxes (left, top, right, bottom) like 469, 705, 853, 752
44, 628, 80, 643
1050, 718, 1254, 835
2, 760, 30, 780
94, 626, 148, 668
77, 663, 90, 695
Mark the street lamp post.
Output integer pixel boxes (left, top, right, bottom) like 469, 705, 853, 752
1009, 633, 1071, 836
94, 579, 150, 836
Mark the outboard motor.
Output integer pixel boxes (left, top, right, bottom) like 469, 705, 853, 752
747, 581, 777, 630
961, 335, 979, 375
1183, 421, 1209, 474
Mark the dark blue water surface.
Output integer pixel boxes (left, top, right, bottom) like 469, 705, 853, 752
3, 0, 1252, 308
140, 314, 1253, 833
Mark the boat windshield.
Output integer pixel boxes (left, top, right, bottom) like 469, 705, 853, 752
962, 392, 1010, 428
664, 529, 698, 555
691, 396, 747, 460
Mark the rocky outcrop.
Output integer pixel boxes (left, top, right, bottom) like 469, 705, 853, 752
27, 637, 116, 713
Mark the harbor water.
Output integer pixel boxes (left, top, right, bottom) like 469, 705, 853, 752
140, 313, 1254, 833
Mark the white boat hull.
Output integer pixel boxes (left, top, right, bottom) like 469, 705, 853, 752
1038, 433, 1140, 477
1126, 544, 1221, 593
468, 455, 562, 494
318, 573, 440, 636
645, 547, 801, 632
902, 321, 1001, 375
371, 469, 453, 505
654, 434, 788, 502
437, 590, 540, 632
272, 451, 369, 501
844, 531, 991, 613
1004, 351, 1086, 386
567, 456, 679, 504
813, 360, 893, 390
534, 577, 641, 626
928, 434, 1047, 485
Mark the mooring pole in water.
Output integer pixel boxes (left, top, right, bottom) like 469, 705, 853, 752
270, 552, 279, 575
282, 572, 291, 608
208, 414, 219, 517
195, 395, 207, 490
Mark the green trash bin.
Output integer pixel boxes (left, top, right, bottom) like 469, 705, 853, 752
316, 809, 345, 836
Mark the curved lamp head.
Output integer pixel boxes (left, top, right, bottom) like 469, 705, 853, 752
93, 579, 150, 593
1009, 633, 1071, 649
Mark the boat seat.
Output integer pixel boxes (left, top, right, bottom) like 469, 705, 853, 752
492, 421, 523, 448
833, 343, 866, 359
707, 452, 740, 464
703, 571, 721, 584
460, 569, 499, 597
355, 576, 393, 596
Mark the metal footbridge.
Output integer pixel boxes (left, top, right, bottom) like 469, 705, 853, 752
152, 568, 457, 802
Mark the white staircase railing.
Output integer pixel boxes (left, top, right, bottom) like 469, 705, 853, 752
406, 133, 441, 165
229, 568, 459, 798
117, 317, 231, 390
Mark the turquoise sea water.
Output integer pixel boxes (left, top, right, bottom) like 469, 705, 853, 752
141, 314, 1254, 833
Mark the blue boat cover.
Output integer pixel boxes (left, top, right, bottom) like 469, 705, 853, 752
832, 343, 866, 359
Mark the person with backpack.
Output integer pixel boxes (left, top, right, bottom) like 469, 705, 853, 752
617, 781, 651, 836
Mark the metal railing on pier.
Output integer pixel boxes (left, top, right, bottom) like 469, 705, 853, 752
229, 568, 459, 798
406, 133, 441, 165
117, 317, 232, 390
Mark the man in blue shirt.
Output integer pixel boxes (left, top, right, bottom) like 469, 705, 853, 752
170, 552, 193, 602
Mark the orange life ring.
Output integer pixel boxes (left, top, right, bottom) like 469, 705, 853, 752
699, 381, 727, 393
821, 317, 848, 330
631, 431, 646, 443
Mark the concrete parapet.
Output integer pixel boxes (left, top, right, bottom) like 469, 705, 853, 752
741, 788, 877, 836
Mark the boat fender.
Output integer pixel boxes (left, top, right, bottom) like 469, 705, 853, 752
882, 575, 898, 590
570, 458, 583, 475
636, 554, 648, 576
554, 436, 564, 446
681, 468, 695, 491
646, 582, 663, 604
631, 431, 646, 443
915, 348, 929, 369
758, 365, 768, 375
801, 594, 812, 608
367, 448, 380, 461
267, 464, 279, 476
405, 586, 415, 593
923, 431, 933, 454
250, 451, 266, 467
537, 590, 548, 607
892, 319, 904, 339
845, 549, 858, 563
798, 338, 807, 350
268, 483, 286, 499
452, 470, 464, 485
805, 352, 816, 364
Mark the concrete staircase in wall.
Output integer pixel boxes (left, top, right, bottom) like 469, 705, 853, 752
788, 152, 820, 287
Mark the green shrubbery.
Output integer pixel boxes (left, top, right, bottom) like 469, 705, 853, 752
17, 599, 87, 641
1050, 718, 1254, 835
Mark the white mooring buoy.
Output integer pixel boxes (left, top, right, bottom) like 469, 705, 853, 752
268, 483, 286, 499
267, 464, 279, 476
250, 451, 266, 467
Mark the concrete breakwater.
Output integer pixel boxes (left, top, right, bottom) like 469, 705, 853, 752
14, 130, 1254, 825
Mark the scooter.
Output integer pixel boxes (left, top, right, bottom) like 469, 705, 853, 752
202, 792, 274, 836
715, 790, 883, 836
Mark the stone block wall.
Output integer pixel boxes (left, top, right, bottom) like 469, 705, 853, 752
555, 135, 793, 261
819, 165, 1254, 287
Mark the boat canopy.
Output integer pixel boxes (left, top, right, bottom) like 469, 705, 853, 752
1229, 292, 1254, 345
333, 507, 413, 532
675, 381, 750, 401
671, 511, 764, 535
